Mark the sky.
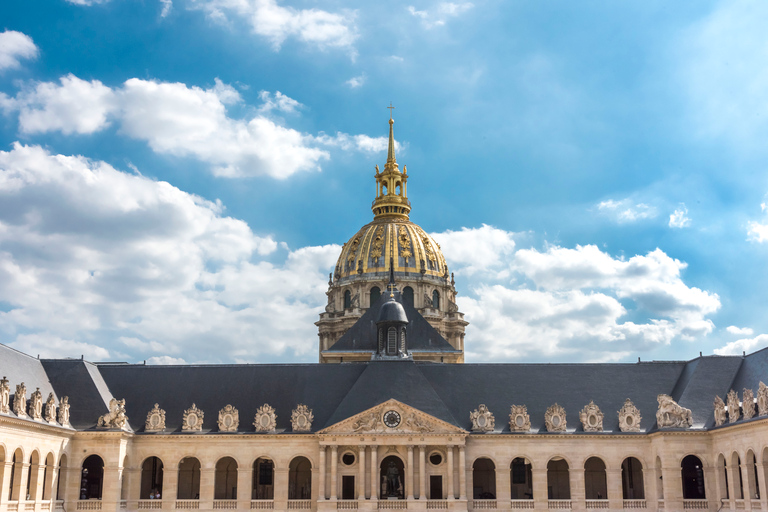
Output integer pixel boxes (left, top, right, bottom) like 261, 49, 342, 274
1, 0, 768, 365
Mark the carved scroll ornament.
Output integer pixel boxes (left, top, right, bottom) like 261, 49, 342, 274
218, 405, 239, 432
618, 399, 641, 432
45, 393, 57, 424
545, 403, 567, 432
470, 404, 495, 432
758, 382, 768, 416
182, 403, 204, 431
254, 404, 277, 432
713, 396, 726, 427
742, 388, 755, 420
579, 401, 603, 432
145, 403, 166, 432
13, 383, 27, 418
509, 405, 531, 432
29, 388, 43, 421
727, 389, 740, 423
291, 404, 313, 432
0, 376, 9, 414
58, 396, 70, 426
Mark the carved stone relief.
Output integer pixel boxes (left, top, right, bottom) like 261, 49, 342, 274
713, 396, 726, 427
29, 388, 43, 421
44, 393, 57, 424
291, 404, 314, 432
758, 382, 768, 416
218, 405, 239, 432
182, 403, 204, 431
145, 403, 166, 432
509, 405, 531, 432
579, 401, 603, 432
58, 396, 70, 427
13, 383, 27, 418
617, 399, 641, 432
742, 388, 755, 420
0, 376, 9, 414
469, 404, 495, 432
727, 389, 740, 423
254, 404, 277, 432
545, 403, 567, 432
656, 394, 692, 428
98, 398, 128, 429
403, 413, 434, 433
352, 411, 380, 433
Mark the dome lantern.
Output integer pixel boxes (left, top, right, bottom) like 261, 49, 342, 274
372, 107, 411, 220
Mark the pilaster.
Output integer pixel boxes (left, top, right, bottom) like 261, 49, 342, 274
606, 469, 622, 512
531, 468, 548, 510
569, 465, 585, 512
161, 465, 177, 510
199, 467, 215, 510
274, 468, 288, 510
236, 466, 252, 509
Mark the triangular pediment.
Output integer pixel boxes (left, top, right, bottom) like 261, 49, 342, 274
319, 399, 467, 435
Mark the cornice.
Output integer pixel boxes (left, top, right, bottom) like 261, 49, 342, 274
0, 413, 75, 437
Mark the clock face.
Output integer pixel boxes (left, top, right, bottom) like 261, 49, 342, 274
383, 410, 401, 428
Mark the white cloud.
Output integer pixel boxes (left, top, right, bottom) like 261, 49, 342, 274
0, 144, 339, 363
2, 76, 388, 179
160, 0, 173, 17
146, 355, 187, 365
669, 204, 691, 228
747, 200, 768, 242
346, 74, 366, 88
65, 0, 110, 5
714, 334, 768, 356
407, 2, 473, 29
0, 30, 38, 71
726, 325, 753, 336
188, 0, 357, 52
597, 198, 657, 223
434, 226, 720, 362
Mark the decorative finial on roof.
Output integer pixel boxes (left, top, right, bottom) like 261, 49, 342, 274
371, 109, 410, 219
388, 257, 396, 297
386, 103, 397, 167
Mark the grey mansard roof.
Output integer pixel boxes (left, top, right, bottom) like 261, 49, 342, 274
2, 340, 767, 434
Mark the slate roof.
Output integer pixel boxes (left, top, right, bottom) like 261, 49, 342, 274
324, 291, 459, 355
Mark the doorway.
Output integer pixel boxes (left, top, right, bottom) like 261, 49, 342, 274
342, 476, 355, 500
430, 475, 443, 499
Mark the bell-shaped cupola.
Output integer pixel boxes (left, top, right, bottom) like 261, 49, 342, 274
373, 263, 411, 360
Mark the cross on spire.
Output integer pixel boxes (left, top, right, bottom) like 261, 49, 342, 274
387, 102, 395, 119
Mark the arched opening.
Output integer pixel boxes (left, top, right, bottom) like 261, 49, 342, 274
731, 453, 744, 499
746, 451, 759, 500
584, 457, 607, 500
120, 457, 129, 501
379, 456, 405, 499
80, 455, 104, 500
252, 458, 274, 500
370, 287, 381, 306
0, 446, 5, 501
177, 457, 201, 499
56, 455, 67, 501
681, 455, 706, 500
473, 458, 496, 499
402, 287, 414, 308
432, 290, 440, 310
140, 457, 164, 499
763, 448, 768, 501
27, 451, 40, 501
547, 458, 570, 499
717, 454, 729, 501
382, 183, 388, 196
42, 453, 55, 501
288, 457, 311, 500
215, 457, 238, 500
395, 182, 401, 195
9, 449, 23, 501
510, 457, 532, 500
655, 457, 663, 500
621, 457, 644, 499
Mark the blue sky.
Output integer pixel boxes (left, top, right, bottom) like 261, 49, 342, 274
1, 0, 767, 364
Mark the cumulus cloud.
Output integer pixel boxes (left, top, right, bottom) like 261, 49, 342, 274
597, 198, 657, 223
407, 2, 473, 29
714, 334, 768, 356
1, 75, 385, 179
0, 31, 38, 71
188, 0, 357, 52
747, 201, 768, 242
669, 205, 691, 228
726, 325, 753, 336
0, 144, 340, 363
346, 74, 366, 88
434, 226, 720, 362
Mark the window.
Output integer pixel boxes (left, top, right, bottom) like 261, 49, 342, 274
387, 327, 397, 355
370, 287, 381, 306
432, 290, 440, 309
342, 453, 355, 466
429, 453, 442, 466
344, 290, 351, 309
403, 287, 414, 308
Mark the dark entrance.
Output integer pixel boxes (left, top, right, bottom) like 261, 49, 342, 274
430, 475, 443, 499
342, 476, 355, 500
380, 456, 405, 499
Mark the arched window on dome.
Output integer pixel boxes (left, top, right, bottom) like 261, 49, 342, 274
432, 290, 440, 310
387, 327, 397, 355
344, 290, 351, 309
370, 287, 381, 306
403, 287, 414, 308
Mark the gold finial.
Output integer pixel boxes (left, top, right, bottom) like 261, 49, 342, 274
371, 110, 410, 220
386, 106, 397, 166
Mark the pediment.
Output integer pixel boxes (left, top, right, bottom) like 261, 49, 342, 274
319, 399, 466, 435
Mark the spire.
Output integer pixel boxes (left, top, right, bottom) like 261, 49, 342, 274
388, 257, 396, 297
372, 107, 411, 220
386, 103, 396, 167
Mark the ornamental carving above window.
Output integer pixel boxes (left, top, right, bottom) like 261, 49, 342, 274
509, 404, 531, 432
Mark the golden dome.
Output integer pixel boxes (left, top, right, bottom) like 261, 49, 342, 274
334, 219, 448, 281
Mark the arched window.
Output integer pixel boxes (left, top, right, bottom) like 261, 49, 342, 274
27, 451, 40, 501
621, 457, 644, 499
387, 327, 397, 355
56, 455, 67, 501
215, 457, 238, 500
584, 457, 607, 500
344, 290, 351, 309
9, 449, 23, 501
472, 458, 496, 499
547, 458, 570, 499
80, 455, 104, 500
177, 457, 201, 499
370, 287, 381, 306
681, 455, 706, 499
402, 287, 414, 308
252, 458, 274, 500
510, 457, 532, 500
432, 290, 440, 310
288, 457, 311, 500
42, 453, 55, 501
140, 457, 164, 499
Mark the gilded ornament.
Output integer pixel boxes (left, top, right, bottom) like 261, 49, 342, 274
398, 226, 412, 263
